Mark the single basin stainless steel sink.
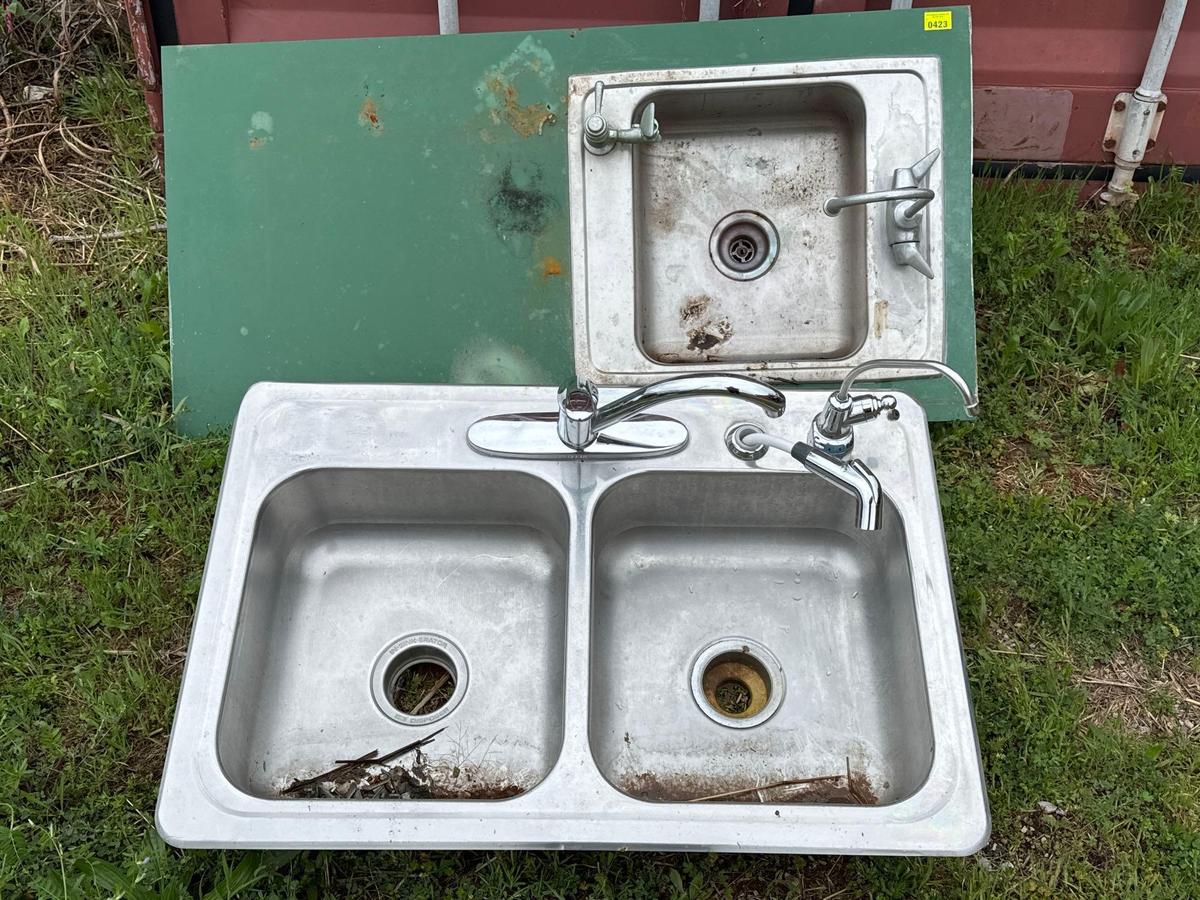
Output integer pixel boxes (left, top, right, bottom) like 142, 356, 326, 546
158, 382, 987, 854
568, 60, 947, 385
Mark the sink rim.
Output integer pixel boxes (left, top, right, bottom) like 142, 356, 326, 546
157, 381, 988, 854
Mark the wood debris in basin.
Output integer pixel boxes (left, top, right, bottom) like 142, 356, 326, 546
281, 728, 444, 798
280, 728, 527, 800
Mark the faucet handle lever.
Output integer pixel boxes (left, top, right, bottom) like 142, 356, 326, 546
584, 80, 661, 153
908, 147, 941, 183
888, 147, 941, 278
638, 103, 660, 141
557, 378, 599, 449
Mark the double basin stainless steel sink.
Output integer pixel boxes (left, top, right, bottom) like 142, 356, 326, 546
157, 382, 988, 853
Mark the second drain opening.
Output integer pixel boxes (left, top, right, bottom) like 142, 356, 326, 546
691, 637, 785, 728
713, 675, 753, 715
702, 651, 772, 719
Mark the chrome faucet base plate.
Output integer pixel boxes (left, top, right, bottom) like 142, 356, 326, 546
467, 412, 689, 460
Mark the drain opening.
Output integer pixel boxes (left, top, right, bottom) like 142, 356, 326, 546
371, 633, 468, 725
691, 637, 785, 728
728, 235, 757, 265
389, 660, 455, 716
709, 211, 779, 282
702, 651, 772, 719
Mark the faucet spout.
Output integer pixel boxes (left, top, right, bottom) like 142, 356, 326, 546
583, 80, 661, 155
559, 374, 785, 450
823, 187, 934, 217
731, 427, 882, 531
833, 359, 976, 412
595, 374, 785, 431
791, 442, 883, 532
810, 358, 978, 458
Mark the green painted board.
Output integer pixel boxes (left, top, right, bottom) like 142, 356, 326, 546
164, 7, 975, 434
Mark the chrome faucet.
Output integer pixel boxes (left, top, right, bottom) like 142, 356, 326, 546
810, 358, 978, 458
824, 148, 941, 278
725, 424, 882, 531
583, 81, 661, 155
823, 186, 933, 217
558, 374, 785, 450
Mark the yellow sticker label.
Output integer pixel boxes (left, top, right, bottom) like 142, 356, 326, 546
924, 10, 953, 30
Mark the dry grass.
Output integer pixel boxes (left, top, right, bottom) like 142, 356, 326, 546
0, 0, 162, 267
1078, 643, 1200, 736
991, 438, 1126, 503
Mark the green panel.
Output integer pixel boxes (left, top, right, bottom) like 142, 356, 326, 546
164, 7, 974, 434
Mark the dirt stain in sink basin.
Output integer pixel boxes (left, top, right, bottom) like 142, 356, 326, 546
679, 294, 734, 356
621, 770, 879, 805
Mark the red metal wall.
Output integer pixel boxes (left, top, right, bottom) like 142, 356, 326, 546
172, 1, 787, 45
815, 1, 1200, 166
141, 1, 1200, 166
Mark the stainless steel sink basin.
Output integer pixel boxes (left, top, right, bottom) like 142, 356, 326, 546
158, 382, 987, 853
569, 60, 947, 385
635, 83, 867, 363
590, 472, 931, 805
218, 468, 569, 799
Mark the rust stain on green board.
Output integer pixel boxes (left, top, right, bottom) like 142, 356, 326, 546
485, 77, 556, 138
476, 36, 559, 140
359, 96, 383, 132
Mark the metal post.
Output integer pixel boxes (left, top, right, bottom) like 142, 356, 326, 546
1101, 0, 1189, 205
699, 0, 721, 22
438, 0, 460, 35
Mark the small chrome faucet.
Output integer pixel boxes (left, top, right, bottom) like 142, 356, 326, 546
583, 81, 661, 155
824, 148, 941, 278
823, 186, 934, 217
725, 424, 882, 531
810, 358, 978, 458
558, 374, 785, 450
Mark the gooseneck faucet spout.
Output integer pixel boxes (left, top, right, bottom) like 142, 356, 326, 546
810, 358, 978, 458
558, 374, 786, 450
832, 358, 977, 411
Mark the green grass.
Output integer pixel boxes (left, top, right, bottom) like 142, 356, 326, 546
2, 60, 1200, 898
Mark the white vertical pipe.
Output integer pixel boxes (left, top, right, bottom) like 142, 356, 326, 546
438, 0, 460, 35
891, 1, 914, 9
1102, 0, 1189, 204
1138, 0, 1188, 98
699, 0, 721, 22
